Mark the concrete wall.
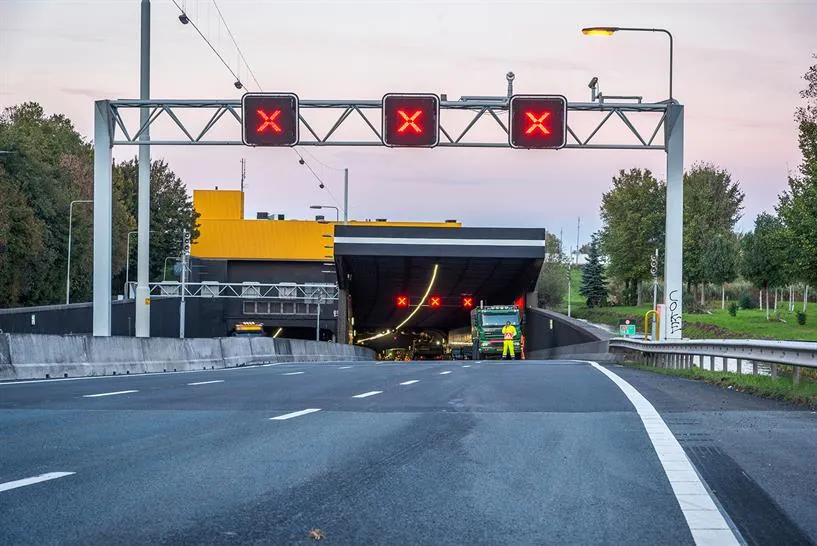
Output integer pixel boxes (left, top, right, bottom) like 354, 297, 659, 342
525, 307, 618, 361
0, 333, 375, 381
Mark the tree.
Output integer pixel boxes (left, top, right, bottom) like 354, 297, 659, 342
536, 231, 569, 309
580, 233, 607, 308
114, 158, 200, 289
599, 168, 665, 305
741, 214, 788, 320
701, 232, 740, 309
683, 162, 745, 304
777, 55, 817, 292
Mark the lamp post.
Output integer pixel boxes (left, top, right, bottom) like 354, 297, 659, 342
66, 200, 93, 304
582, 25, 684, 339
310, 205, 340, 222
125, 229, 155, 298
581, 26, 673, 101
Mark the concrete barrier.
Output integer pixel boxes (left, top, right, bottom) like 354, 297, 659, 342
0, 334, 375, 381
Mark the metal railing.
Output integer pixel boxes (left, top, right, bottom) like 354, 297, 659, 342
125, 281, 340, 301
609, 338, 817, 383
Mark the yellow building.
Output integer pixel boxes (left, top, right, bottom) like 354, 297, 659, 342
191, 189, 461, 261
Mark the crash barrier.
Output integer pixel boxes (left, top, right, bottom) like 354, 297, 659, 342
0, 333, 375, 381
524, 307, 617, 361
608, 338, 817, 384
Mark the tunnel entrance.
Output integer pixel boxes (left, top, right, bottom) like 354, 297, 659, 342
332, 225, 546, 358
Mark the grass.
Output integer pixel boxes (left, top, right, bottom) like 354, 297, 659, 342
623, 361, 817, 408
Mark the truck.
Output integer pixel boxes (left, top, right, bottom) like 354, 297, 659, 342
470, 305, 523, 360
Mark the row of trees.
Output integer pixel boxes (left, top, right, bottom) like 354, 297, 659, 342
0, 102, 199, 308
595, 57, 817, 319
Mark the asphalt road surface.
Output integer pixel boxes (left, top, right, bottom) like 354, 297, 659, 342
0, 360, 814, 546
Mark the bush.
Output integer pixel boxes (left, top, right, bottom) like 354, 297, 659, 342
797, 311, 807, 325
728, 302, 738, 317
739, 292, 755, 309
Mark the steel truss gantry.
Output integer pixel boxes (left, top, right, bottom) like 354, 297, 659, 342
103, 98, 669, 150
92, 95, 684, 340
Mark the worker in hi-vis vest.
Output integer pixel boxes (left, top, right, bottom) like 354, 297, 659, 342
502, 321, 517, 359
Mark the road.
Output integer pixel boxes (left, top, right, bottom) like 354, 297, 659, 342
0, 360, 814, 545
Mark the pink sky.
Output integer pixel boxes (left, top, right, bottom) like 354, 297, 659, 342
2, 0, 814, 248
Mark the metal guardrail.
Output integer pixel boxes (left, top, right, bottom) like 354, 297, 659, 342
608, 337, 817, 383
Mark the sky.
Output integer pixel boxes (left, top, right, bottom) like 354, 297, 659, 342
2, 0, 815, 248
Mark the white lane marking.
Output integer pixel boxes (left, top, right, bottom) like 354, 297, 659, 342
0, 472, 75, 493
282, 372, 305, 376
270, 408, 322, 420
187, 380, 224, 386
462, 365, 471, 368
587, 361, 741, 546
438, 371, 452, 375
82, 390, 138, 398
400, 380, 420, 386
338, 366, 353, 370
352, 390, 382, 398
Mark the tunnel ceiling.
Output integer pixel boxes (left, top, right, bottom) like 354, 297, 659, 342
333, 225, 546, 332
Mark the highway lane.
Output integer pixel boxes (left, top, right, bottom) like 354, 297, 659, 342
0, 360, 755, 545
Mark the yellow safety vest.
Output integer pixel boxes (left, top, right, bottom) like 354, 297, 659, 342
502, 325, 516, 340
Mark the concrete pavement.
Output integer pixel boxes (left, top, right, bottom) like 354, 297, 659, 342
0, 360, 813, 545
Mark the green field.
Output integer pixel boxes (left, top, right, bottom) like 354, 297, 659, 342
555, 269, 817, 341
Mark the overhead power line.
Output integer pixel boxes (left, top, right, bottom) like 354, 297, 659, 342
210, 0, 262, 91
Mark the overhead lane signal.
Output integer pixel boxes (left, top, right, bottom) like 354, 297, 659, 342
508, 94, 567, 149
428, 295, 442, 308
382, 93, 440, 148
396, 295, 409, 308
462, 296, 474, 309
241, 92, 299, 146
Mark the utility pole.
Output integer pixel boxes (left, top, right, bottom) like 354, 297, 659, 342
179, 229, 190, 338
135, 0, 152, 337
240, 158, 246, 193
316, 296, 321, 341
567, 246, 572, 318
343, 168, 349, 223
575, 217, 581, 267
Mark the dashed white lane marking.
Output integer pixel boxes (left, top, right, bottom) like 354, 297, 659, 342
0, 472, 75, 493
400, 380, 420, 386
352, 390, 383, 398
82, 390, 138, 398
462, 365, 471, 368
270, 408, 322, 420
187, 380, 224, 386
438, 371, 452, 375
587, 361, 741, 546
282, 372, 305, 376
338, 366, 353, 369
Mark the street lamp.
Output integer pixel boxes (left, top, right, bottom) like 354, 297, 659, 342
66, 200, 93, 304
125, 229, 155, 298
581, 26, 673, 101
310, 205, 340, 222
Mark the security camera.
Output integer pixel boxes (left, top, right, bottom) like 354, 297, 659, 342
588, 77, 598, 89
178, 13, 189, 24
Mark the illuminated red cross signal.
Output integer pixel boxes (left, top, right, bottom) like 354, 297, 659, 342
241, 92, 299, 147
429, 296, 442, 308
397, 109, 423, 133
462, 296, 474, 309
396, 295, 409, 308
382, 93, 440, 148
509, 94, 567, 150
525, 111, 551, 135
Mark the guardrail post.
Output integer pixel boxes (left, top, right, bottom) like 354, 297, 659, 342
771, 363, 778, 379
736, 358, 742, 375
722, 357, 727, 373
752, 361, 758, 375
710, 355, 715, 371
793, 365, 801, 385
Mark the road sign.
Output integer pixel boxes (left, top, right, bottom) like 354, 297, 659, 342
396, 295, 409, 308
619, 318, 636, 336
508, 94, 567, 149
462, 296, 474, 309
428, 295, 442, 308
382, 93, 440, 147
241, 93, 299, 146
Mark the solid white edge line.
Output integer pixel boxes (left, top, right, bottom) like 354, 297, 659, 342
282, 372, 305, 376
400, 380, 420, 385
352, 390, 383, 398
270, 408, 322, 420
0, 472, 76, 493
82, 390, 139, 398
187, 380, 224, 386
584, 361, 742, 546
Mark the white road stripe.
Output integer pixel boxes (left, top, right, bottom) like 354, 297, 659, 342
0, 472, 75, 493
282, 372, 305, 376
269, 408, 322, 420
400, 380, 420, 386
587, 361, 741, 546
438, 371, 452, 375
352, 390, 382, 398
462, 365, 471, 368
187, 380, 224, 386
338, 366, 353, 369
82, 390, 138, 398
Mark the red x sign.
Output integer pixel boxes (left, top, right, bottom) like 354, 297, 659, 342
429, 296, 442, 308
257, 109, 282, 133
397, 109, 423, 133
396, 295, 409, 308
462, 296, 473, 309
525, 111, 551, 135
